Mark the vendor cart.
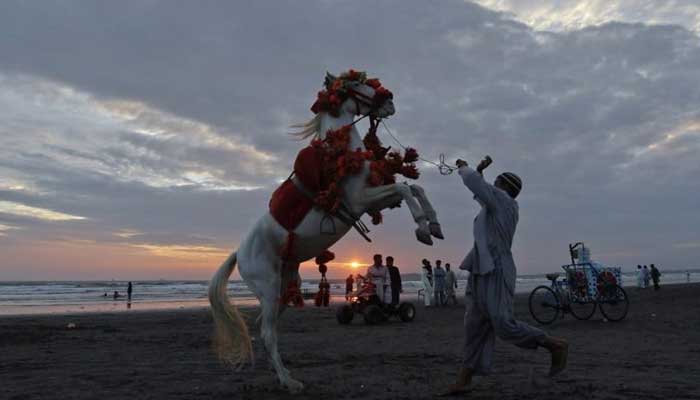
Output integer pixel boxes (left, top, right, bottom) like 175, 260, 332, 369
528, 242, 629, 324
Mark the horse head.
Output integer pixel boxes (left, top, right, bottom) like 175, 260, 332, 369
313, 69, 395, 119
292, 70, 395, 140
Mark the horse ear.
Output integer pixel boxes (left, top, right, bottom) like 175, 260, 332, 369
324, 72, 337, 88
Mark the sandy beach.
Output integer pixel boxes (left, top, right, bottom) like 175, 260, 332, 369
2, 283, 699, 399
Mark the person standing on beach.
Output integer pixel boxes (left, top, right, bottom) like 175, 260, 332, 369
643, 265, 651, 288
366, 254, 391, 304
127, 282, 133, 301
434, 260, 446, 306
355, 273, 364, 291
637, 265, 644, 289
424, 259, 433, 285
445, 263, 458, 306
345, 274, 354, 299
421, 259, 434, 307
650, 264, 661, 290
445, 157, 568, 394
387, 256, 402, 307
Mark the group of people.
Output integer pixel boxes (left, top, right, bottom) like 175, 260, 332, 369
345, 254, 403, 306
420, 259, 458, 307
637, 264, 661, 290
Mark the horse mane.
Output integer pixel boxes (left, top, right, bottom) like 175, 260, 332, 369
288, 114, 322, 140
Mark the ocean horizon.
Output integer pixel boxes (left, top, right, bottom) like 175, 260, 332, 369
2, 269, 699, 316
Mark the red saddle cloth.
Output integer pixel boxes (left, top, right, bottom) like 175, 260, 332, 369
269, 146, 327, 232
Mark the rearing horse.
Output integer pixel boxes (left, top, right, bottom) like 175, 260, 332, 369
208, 70, 443, 392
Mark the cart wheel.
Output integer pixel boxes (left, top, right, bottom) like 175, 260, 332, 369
363, 305, 384, 325
398, 303, 416, 322
336, 304, 354, 325
528, 285, 560, 325
569, 299, 597, 320
597, 284, 629, 322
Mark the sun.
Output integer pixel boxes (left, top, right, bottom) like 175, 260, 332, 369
350, 261, 360, 269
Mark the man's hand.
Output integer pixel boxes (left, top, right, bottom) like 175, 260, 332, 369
456, 159, 468, 168
476, 155, 492, 174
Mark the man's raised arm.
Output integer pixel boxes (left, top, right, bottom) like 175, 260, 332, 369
456, 159, 499, 210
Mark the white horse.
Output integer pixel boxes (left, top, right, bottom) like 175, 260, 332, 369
209, 72, 443, 392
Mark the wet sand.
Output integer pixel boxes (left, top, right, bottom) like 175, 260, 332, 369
2, 283, 699, 399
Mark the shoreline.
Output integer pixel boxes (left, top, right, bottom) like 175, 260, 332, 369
1, 279, 696, 317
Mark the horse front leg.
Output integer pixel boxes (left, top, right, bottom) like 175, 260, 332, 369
358, 183, 433, 245
410, 184, 444, 240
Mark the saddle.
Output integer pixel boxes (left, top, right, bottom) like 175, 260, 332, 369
269, 146, 323, 233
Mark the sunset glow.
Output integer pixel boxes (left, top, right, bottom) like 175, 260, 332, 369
350, 261, 360, 269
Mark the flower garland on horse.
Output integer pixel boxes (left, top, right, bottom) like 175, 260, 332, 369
268, 69, 423, 306
298, 69, 421, 225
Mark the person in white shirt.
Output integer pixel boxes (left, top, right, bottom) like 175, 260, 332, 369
365, 254, 391, 304
636, 265, 644, 289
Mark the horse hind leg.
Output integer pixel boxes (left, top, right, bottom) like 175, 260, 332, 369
256, 274, 304, 393
410, 184, 444, 239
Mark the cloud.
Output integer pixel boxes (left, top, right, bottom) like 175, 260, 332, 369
128, 244, 229, 260
673, 242, 700, 249
1, 0, 699, 279
471, 0, 700, 32
0, 201, 86, 221
0, 73, 281, 191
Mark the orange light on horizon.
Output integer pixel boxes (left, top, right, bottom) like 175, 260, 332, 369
350, 261, 360, 269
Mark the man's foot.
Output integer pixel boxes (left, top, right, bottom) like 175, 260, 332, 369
439, 368, 473, 396
440, 383, 472, 396
548, 338, 568, 377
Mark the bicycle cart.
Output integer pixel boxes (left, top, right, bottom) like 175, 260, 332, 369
529, 242, 629, 324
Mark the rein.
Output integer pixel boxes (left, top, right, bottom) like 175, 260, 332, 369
346, 86, 455, 175
379, 120, 456, 175
348, 116, 456, 177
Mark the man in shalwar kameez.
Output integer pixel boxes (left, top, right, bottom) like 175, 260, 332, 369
366, 254, 391, 304
445, 157, 568, 394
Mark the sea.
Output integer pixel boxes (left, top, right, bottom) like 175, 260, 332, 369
1, 269, 699, 315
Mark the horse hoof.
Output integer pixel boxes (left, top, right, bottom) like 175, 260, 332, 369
415, 228, 433, 245
429, 222, 444, 239
284, 378, 304, 393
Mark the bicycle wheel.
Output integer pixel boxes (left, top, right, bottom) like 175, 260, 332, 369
597, 284, 629, 322
569, 299, 597, 320
528, 286, 560, 325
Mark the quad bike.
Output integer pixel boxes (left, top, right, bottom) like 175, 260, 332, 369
336, 281, 415, 325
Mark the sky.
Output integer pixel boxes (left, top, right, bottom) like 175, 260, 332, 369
1, 0, 699, 281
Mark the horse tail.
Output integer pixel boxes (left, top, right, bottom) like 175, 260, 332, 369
288, 114, 321, 140
208, 251, 254, 366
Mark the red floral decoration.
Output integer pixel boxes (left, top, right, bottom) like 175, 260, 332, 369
280, 280, 304, 308
310, 69, 393, 117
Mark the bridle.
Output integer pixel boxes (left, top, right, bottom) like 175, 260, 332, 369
346, 85, 393, 123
